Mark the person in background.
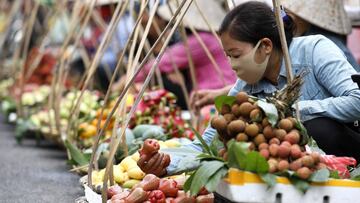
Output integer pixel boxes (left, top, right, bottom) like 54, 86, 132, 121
282, 0, 360, 72
138, 1, 360, 176
190, 0, 360, 110
132, 0, 237, 109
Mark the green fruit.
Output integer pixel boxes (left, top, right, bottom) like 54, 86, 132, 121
123, 179, 141, 189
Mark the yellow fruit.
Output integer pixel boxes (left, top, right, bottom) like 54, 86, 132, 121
91, 171, 103, 184
164, 140, 181, 148
79, 124, 97, 139
114, 164, 125, 173
123, 179, 141, 189
131, 152, 140, 162
126, 94, 134, 107
120, 156, 138, 171
114, 171, 129, 184
127, 167, 145, 180
158, 141, 168, 149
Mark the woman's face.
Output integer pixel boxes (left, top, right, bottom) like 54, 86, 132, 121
220, 32, 270, 65
220, 31, 274, 84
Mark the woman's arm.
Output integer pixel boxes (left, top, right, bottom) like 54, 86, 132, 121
298, 37, 360, 122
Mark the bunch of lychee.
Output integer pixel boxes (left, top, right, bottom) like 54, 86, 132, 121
211, 92, 326, 180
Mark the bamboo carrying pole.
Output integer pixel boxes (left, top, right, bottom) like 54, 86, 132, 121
87, 0, 150, 187
271, 0, 300, 120
99, 1, 194, 201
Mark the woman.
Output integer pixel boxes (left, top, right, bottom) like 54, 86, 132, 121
138, 1, 360, 176
134, 0, 237, 109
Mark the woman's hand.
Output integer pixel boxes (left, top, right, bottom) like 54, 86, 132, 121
137, 152, 170, 177
190, 85, 232, 110
137, 139, 170, 177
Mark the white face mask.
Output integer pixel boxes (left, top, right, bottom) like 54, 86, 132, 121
229, 40, 270, 84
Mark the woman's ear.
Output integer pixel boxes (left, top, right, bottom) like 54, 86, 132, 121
260, 38, 273, 55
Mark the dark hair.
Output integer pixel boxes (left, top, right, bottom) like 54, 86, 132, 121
218, 1, 295, 50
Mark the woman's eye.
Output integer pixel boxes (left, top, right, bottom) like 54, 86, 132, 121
232, 55, 241, 59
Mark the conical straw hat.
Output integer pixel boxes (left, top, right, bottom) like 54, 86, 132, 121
282, 0, 351, 35
157, 0, 226, 32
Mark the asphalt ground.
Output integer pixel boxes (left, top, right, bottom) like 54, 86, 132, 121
0, 115, 84, 203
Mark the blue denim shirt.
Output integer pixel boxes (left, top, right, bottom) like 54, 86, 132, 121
166, 35, 360, 175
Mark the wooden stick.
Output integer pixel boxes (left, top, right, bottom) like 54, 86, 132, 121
87, 0, 150, 187
100, 1, 194, 201
272, 0, 300, 120
193, 0, 222, 45
67, 0, 129, 133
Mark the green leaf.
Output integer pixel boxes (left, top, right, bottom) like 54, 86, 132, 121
64, 140, 89, 166
189, 160, 225, 196
161, 147, 201, 174
329, 170, 340, 179
260, 173, 277, 188
184, 172, 195, 192
289, 177, 310, 193
205, 167, 228, 192
190, 126, 212, 155
309, 169, 330, 183
214, 95, 236, 112
295, 120, 309, 146
209, 135, 224, 156
257, 100, 278, 127
197, 153, 224, 162
244, 151, 269, 174
227, 140, 249, 169
351, 175, 360, 181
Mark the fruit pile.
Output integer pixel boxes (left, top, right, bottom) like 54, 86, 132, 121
211, 92, 326, 180
92, 152, 145, 190
131, 89, 194, 140
107, 174, 214, 203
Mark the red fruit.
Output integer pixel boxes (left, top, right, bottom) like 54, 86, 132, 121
196, 193, 214, 203
236, 133, 248, 142
281, 141, 292, 148
236, 91, 249, 104
259, 149, 270, 159
301, 155, 315, 167
148, 190, 166, 203
290, 145, 302, 159
278, 160, 289, 171
263, 126, 275, 139
297, 167, 312, 180
258, 143, 269, 150
289, 159, 302, 171
274, 129, 287, 141
278, 119, 294, 132
159, 179, 178, 197
284, 130, 300, 144
198, 187, 209, 195
254, 134, 266, 146
310, 152, 321, 164
249, 142, 256, 150
278, 145, 291, 158
316, 163, 327, 170
140, 139, 160, 157
269, 138, 280, 145
107, 185, 123, 199
269, 144, 279, 157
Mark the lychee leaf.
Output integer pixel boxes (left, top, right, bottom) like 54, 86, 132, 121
329, 170, 340, 179
257, 100, 278, 127
214, 95, 236, 112
289, 177, 309, 193
205, 167, 228, 192
309, 168, 330, 183
227, 140, 249, 169
295, 120, 309, 146
260, 173, 277, 188
244, 151, 269, 174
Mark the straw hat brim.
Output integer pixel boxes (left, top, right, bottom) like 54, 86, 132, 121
282, 0, 352, 35
157, 0, 226, 32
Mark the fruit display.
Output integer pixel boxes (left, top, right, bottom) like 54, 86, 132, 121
106, 174, 214, 203
131, 89, 194, 140
210, 91, 325, 180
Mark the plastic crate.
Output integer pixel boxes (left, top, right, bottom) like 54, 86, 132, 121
216, 168, 360, 203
